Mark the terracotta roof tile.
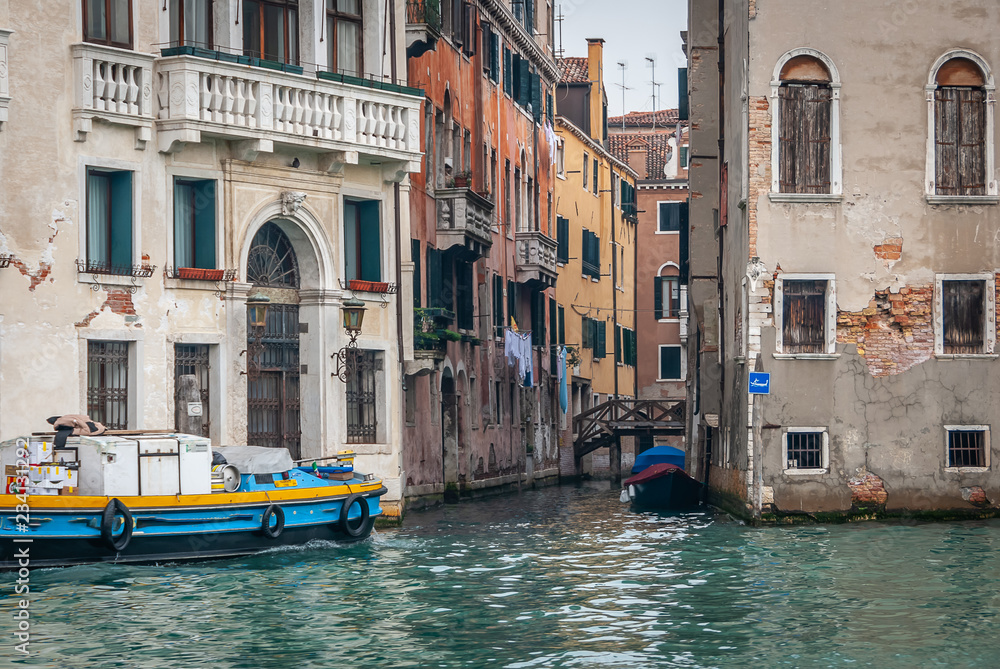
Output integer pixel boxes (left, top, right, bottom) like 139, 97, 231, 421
608, 109, 681, 127
557, 57, 590, 84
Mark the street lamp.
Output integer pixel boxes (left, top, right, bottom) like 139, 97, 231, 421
240, 292, 271, 377
332, 297, 369, 384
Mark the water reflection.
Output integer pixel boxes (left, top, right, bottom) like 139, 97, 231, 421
6, 482, 1000, 667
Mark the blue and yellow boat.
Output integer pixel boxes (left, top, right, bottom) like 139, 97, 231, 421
0, 437, 386, 569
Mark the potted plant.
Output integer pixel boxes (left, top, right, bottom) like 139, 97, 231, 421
177, 267, 205, 280
202, 268, 225, 281
453, 170, 472, 188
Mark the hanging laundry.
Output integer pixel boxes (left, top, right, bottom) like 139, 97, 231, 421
504, 328, 533, 387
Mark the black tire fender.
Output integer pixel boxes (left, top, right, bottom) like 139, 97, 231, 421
101, 498, 133, 553
338, 493, 371, 538
261, 504, 284, 539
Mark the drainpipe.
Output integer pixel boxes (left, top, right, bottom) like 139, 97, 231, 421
391, 0, 405, 374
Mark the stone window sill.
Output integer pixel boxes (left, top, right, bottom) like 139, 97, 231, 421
772, 353, 841, 360
164, 277, 225, 292
783, 468, 828, 476
926, 195, 1000, 205
935, 354, 1000, 360
768, 193, 843, 204
944, 467, 990, 474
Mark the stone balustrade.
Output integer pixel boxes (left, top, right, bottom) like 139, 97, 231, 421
155, 55, 422, 162
72, 43, 155, 146
436, 188, 494, 258
515, 230, 558, 287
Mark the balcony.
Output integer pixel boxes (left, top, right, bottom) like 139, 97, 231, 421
72, 43, 423, 170
515, 231, 558, 288
72, 43, 155, 147
436, 188, 494, 259
406, 0, 441, 59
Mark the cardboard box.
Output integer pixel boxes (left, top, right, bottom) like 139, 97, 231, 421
27, 486, 58, 496
28, 441, 53, 465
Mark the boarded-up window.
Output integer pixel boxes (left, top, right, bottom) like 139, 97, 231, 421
942, 280, 985, 354
782, 280, 826, 353
935, 85, 986, 196
779, 84, 832, 193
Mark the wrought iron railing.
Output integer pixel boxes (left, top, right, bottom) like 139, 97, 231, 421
406, 0, 442, 29
76, 259, 156, 278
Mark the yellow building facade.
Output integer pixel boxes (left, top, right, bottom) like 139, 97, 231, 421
554, 40, 639, 437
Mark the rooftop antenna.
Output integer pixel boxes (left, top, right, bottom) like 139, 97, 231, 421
615, 61, 631, 132
645, 55, 658, 130
555, 2, 565, 59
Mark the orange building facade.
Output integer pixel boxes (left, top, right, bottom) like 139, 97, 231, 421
402, 0, 561, 505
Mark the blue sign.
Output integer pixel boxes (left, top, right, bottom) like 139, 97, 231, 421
749, 372, 771, 395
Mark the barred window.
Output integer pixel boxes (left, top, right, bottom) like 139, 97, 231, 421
947, 428, 987, 468
346, 350, 379, 443
784, 431, 825, 470
87, 341, 129, 430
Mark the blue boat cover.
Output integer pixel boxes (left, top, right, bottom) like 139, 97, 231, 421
632, 445, 686, 474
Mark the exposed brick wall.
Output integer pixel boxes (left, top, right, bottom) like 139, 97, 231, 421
837, 285, 933, 377
747, 97, 771, 258
848, 470, 888, 509
7, 224, 60, 291
873, 237, 903, 262
75, 289, 137, 327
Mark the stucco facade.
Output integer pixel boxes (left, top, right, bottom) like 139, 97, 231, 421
401, 0, 561, 506
692, 0, 1000, 518
0, 0, 423, 516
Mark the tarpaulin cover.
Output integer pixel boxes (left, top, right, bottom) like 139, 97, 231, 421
632, 445, 686, 474
623, 462, 688, 487
215, 445, 294, 474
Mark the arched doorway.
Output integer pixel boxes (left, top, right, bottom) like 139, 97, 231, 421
246, 221, 302, 459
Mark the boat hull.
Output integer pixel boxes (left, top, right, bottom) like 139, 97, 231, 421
0, 482, 387, 569
625, 469, 702, 510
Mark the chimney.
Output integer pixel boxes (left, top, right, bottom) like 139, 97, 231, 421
586, 38, 604, 142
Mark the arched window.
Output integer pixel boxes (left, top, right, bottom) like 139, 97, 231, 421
770, 49, 842, 199
932, 55, 990, 197
247, 221, 300, 288
654, 264, 681, 320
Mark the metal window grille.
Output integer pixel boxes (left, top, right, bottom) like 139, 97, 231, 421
948, 430, 985, 467
174, 344, 211, 437
346, 350, 378, 443
87, 341, 129, 430
247, 304, 301, 459
786, 432, 823, 469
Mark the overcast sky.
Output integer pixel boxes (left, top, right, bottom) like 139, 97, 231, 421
556, 0, 688, 116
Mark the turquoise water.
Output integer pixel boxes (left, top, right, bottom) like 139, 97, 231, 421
5, 482, 1000, 668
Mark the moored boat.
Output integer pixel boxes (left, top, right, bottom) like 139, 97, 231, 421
0, 434, 386, 569
621, 445, 703, 510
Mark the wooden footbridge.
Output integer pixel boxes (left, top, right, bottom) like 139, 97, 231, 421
572, 399, 686, 480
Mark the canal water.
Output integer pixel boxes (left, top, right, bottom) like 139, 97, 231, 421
8, 481, 1000, 668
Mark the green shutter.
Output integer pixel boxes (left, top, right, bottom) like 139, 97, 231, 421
582, 316, 590, 349
679, 200, 690, 283
678, 68, 688, 121
109, 171, 132, 268
412, 240, 422, 308
546, 91, 554, 124
503, 47, 512, 97
549, 297, 557, 346
489, 28, 500, 82
519, 58, 530, 108
358, 200, 381, 281
654, 277, 663, 320
593, 232, 600, 278
524, 0, 533, 34
531, 72, 542, 122
615, 325, 622, 362
507, 279, 516, 328
428, 247, 442, 308
595, 320, 606, 359
441, 251, 454, 311
556, 216, 568, 262
558, 306, 565, 345
193, 180, 216, 269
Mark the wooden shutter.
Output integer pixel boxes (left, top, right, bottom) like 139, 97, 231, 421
615, 325, 622, 362
935, 87, 959, 195
556, 216, 569, 262
456, 260, 473, 329
780, 84, 831, 194
428, 247, 443, 308
595, 320, 606, 358
519, 58, 530, 108
531, 72, 542, 122
958, 88, 986, 195
507, 279, 516, 327
558, 305, 565, 344
524, 0, 534, 34
654, 277, 663, 320
679, 201, 689, 283
503, 47, 512, 97
412, 240, 421, 308
193, 180, 216, 269
109, 171, 133, 268
549, 297, 557, 346
943, 280, 985, 353
582, 316, 590, 349
782, 280, 826, 353
359, 200, 381, 281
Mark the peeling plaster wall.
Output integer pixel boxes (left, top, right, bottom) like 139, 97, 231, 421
0, 1, 414, 507
716, 0, 1000, 515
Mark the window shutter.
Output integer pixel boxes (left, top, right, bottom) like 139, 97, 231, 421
582, 317, 590, 349
519, 58, 530, 108
428, 247, 442, 308
412, 240, 422, 308
503, 47, 512, 97
463, 2, 476, 57
488, 27, 500, 82
524, 0, 534, 34
531, 72, 542, 122
546, 91, 554, 124
556, 216, 568, 262
958, 88, 986, 195
193, 180, 216, 269
615, 325, 622, 362
441, 250, 454, 311
109, 171, 133, 268
654, 277, 663, 320
679, 201, 689, 283
593, 232, 600, 278
805, 85, 832, 193
549, 297, 557, 346
778, 85, 803, 193
507, 279, 516, 327
595, 320, 606, 359
358, 200, 381, 281
558, 305, 565, 345
457, 260, 474, 330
